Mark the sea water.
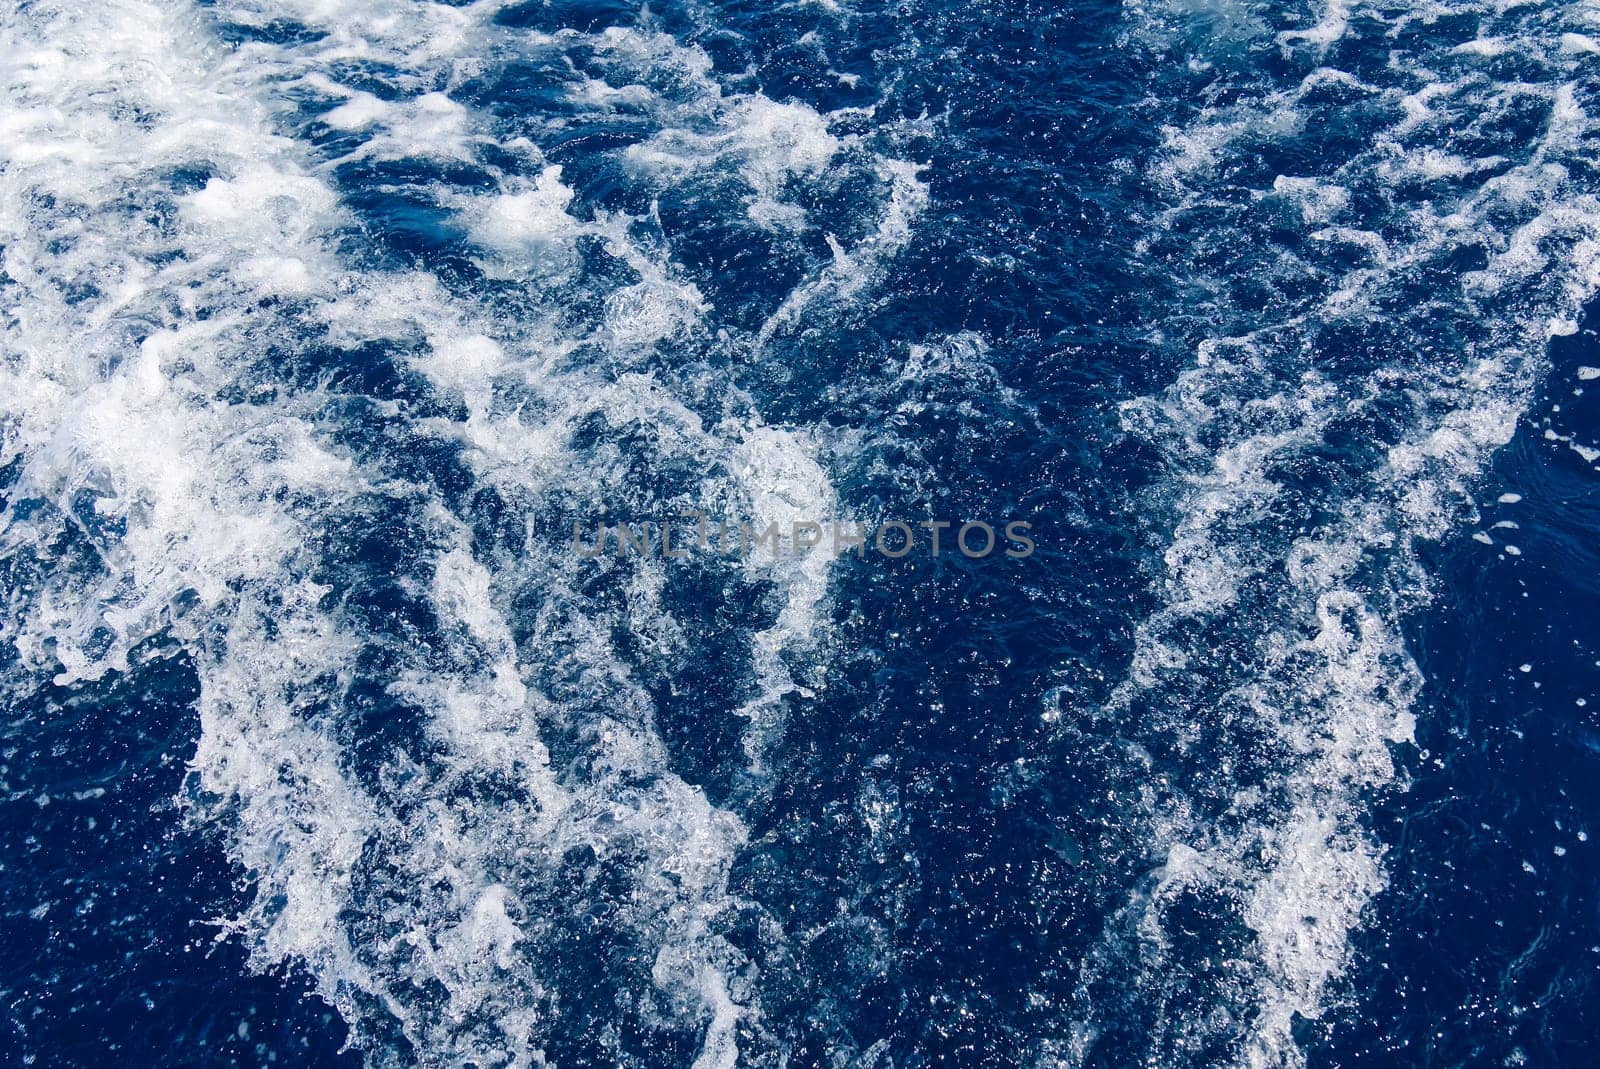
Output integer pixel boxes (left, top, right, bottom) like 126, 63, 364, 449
3, 0, 1600, 1065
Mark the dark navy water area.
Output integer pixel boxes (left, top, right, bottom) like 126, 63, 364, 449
4, 0, 1600, 1066
1319, 307, 1600, 1067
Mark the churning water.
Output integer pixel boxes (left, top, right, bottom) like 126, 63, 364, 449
4, 0, 1600, 1065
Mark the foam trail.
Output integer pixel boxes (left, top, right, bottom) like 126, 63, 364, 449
1064, 0, 1600, 1063
0, 0, 925, 1063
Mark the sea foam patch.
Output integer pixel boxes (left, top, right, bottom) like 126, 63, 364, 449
0, 0, 926, 1064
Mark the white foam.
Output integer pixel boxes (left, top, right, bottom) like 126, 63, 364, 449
0, 0, 927, 1064
619, 70, 845, 231
320, 92, 390, 132
1274, 175, 1351, 224
460, 165, 580, 279
1277, 0, 1355, 49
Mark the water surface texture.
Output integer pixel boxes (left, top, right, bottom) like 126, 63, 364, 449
4, 0, 1600, 1066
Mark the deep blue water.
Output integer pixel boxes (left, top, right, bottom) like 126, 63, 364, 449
4, 0, 1600, 1065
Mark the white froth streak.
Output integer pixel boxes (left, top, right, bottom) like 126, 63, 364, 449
0, 0, 412, 1029
1094, 0, 1600, 1065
